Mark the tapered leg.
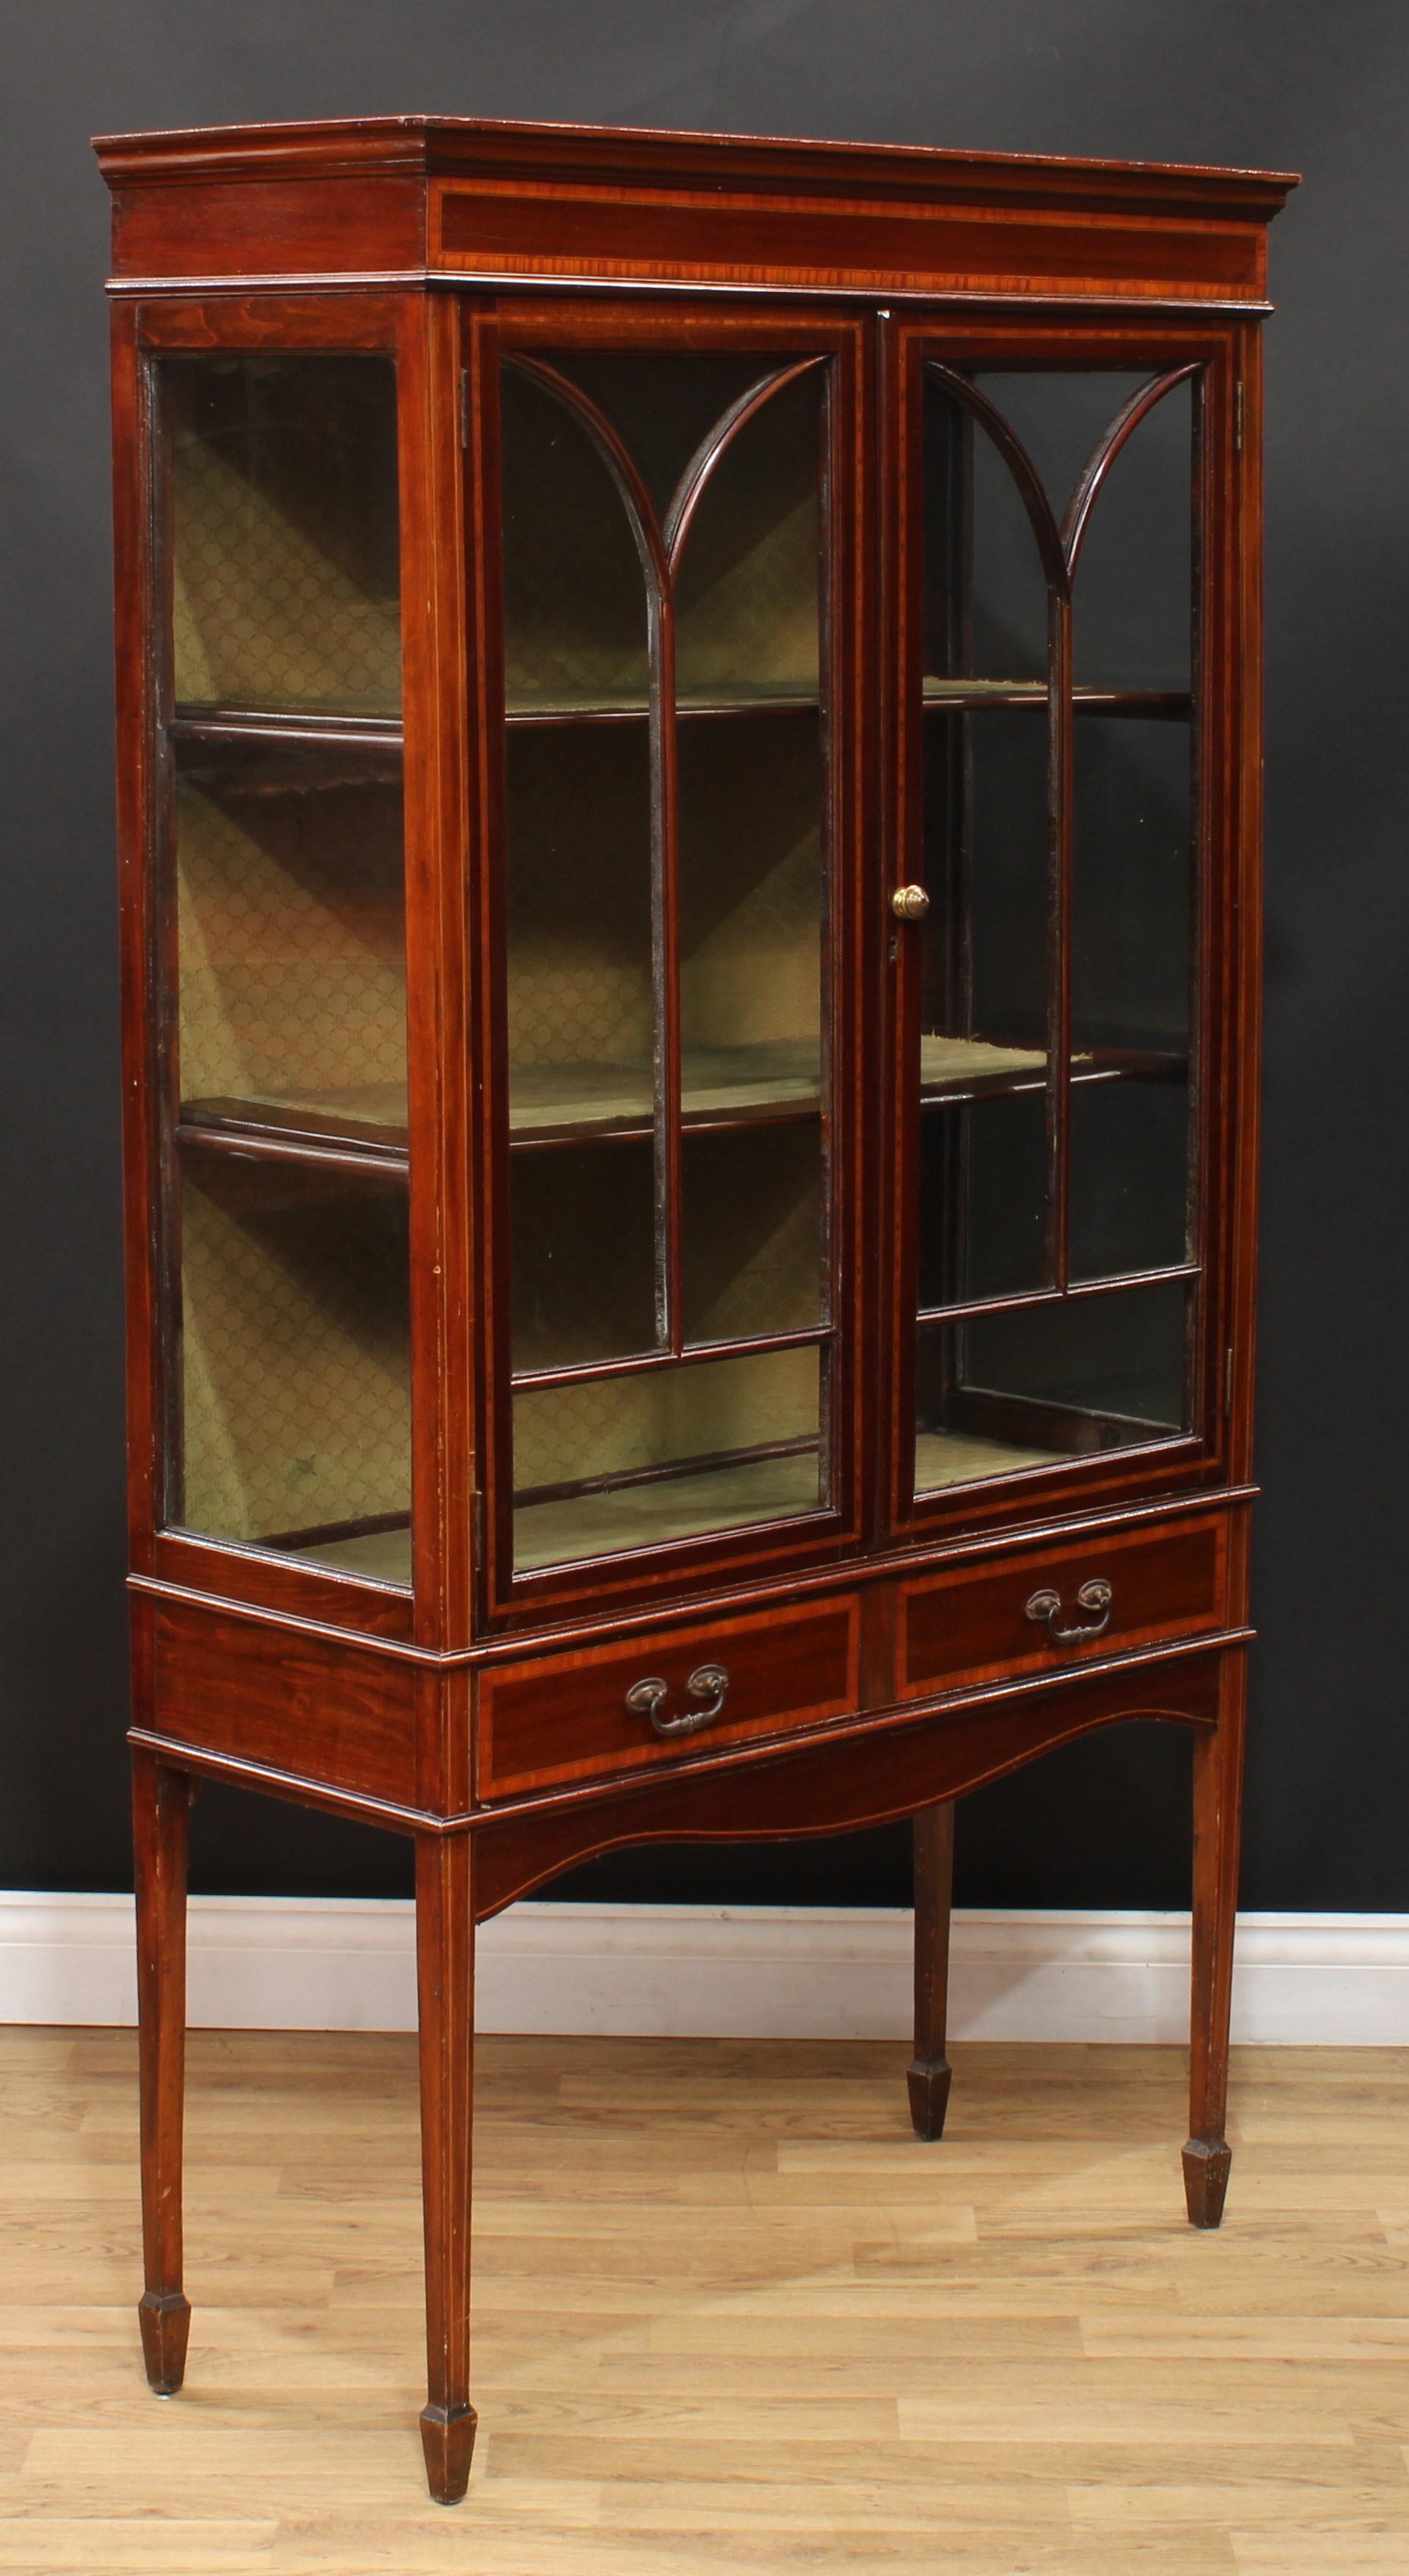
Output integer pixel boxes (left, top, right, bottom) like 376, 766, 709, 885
908, 1801, 956, 2141
133, 1748, 192, 2394
416, 1831, 477, 2504
1184, 1649, 1247, 2227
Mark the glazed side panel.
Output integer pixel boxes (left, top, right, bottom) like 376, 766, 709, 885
117, 288, 469, 1655
111, 300, 162, 1583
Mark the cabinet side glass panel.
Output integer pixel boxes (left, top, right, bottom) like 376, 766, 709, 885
161, 355, 412, 1586
499, 351, 832, 1574
914, 362, 1198, 1498
169, 357, 400, 715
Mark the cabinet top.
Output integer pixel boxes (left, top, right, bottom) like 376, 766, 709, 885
93, 113, 1298, 307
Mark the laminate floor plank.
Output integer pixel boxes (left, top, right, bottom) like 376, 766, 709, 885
1, 2032, 1408, 2571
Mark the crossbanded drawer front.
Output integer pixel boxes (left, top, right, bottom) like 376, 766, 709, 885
896, 1514, 1227, 1703
477, 1597, 861, 1800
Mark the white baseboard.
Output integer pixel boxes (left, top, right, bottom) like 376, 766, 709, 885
2, 1894, 1408, 2043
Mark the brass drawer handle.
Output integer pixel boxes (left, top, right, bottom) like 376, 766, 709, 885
891, 883, 931, 922
1025, 1578, 1113, 1646
625, 1663, 731, 1738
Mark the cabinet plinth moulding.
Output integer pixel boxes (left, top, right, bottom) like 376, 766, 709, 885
97, 112, 1295, 2503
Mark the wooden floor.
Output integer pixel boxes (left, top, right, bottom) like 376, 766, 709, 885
2, 2029, 1408, 2572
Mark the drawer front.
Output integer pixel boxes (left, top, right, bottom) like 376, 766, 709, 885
897, 1514, 1227, 1703
477, 1597, 861, 1800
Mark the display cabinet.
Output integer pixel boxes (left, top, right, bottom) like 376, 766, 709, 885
97, 114, 1295, 2502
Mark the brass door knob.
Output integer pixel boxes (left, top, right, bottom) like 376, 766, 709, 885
891, 883, 930, 921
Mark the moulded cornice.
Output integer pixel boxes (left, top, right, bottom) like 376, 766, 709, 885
91, 112, 1300, 228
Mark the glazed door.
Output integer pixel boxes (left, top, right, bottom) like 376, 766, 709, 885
890, 326, 1237, 1533
472, 311, 864, 1613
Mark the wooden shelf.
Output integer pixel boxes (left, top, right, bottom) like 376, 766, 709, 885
921, 1036, 1048, 1091
173, 688, 827, 748
170, 705, 403, 789
508, 1040, 821, 1146
505, 682, 820, 725
179, 1034, 1185, 1175
180, 1086, 409, 1166
915, 1426, 1061, 1489
180, 1040, 825, 1170
920, 1037, 1186, 1106
922, 679, 1191, 718
171, 704, 402, 745
285, 1525, 413, 1584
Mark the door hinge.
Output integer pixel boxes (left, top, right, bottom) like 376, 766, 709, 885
1234, 383, 1243, 454
460, 369, 470, 451
1225, 1346, 1235, 1416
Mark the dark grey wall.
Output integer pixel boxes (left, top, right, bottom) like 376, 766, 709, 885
2, 1, 1404, 1910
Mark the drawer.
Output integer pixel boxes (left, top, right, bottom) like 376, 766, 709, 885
477, 1596, 861, 1800
896, 1514, 1227, 1704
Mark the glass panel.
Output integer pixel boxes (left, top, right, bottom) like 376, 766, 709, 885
500, 368, 655, 1373
173, 749, 407, 1151
165, 355, 411, 1584
918, 1090, 1047, 1310
974, 370, 1191, 689
678, 698, 824, 1345
513, 1346, 821, 1570
546, 351, 767, 525
500, 350, 833, 1573
169, 356, 400, 715
674, 367, 821, 706
178, 1159, 411, 1577
511, 1142, 655, 1374
1070, 1079, 1190, 1280
1070, 701, 1194, 1287
974, 371, 1149, 526
505, 728, 654, 1107
918, 409, 1053, 1307
673, 365, 826, 1403
924, 377, 1049, 687
965, 709, 1050, 1048
500, 365, 649, 715
1073, 718, 1193, 1051
678, 713, 823, 1106
915, 1281, 1189, 1492
683, 1124, 822, 1343
1072, 380, 1191, 690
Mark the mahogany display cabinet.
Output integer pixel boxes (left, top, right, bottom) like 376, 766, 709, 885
96, 114, 1296, 2501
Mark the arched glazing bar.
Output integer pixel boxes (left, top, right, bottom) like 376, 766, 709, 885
1061, 364, 1201, 578
663, 358, 824, 570
501, 352, 827, 1365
